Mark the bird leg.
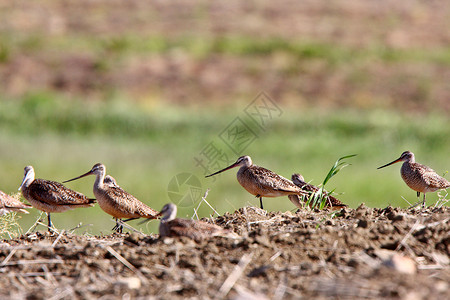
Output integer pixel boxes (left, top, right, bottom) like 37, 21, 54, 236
422, 194, 426, 208
123, 218, 138, 223
47, 213, 53, 232
255, 194, 264, 209
114, 218, 139, 232
112, 218, 124, 233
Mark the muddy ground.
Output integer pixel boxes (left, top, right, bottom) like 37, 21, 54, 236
0, 205, 448, 299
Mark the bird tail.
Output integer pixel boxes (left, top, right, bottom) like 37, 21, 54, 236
65, 198, 96, 207
324, 194, 348, 209
139, 213, 161, 225
83, 198, 96, 207
295, 190, 309, 196
145, 206, 162, 219
292, 191, 347, 209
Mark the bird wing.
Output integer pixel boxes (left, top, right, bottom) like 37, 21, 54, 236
29, 179, 94, 206
415, 162, 435, 173
290, 179, 347, 208
301, 183, 319, 193
411, 163, 449, 189
422, 170, 450, 189
105, 185, 159, 218
248, 166, 303, 194
167, 219, 225, 241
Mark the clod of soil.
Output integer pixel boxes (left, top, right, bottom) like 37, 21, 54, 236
1, 205, 449, 299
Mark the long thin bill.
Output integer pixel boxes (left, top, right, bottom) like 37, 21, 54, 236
377, 158, 402, 169
18, 176, 27, 191
205, 163, 239, 178
63, 171, 93, 183
18, 171, 33, 191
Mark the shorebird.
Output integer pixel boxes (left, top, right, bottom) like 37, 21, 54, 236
0, 190, 31, 215
19, 166, 95, 230
288, 173, 348, 209
159, 203, 237, 242
103, 175, 118, 187
64, 163, 159, 232
378, 151, 450, 207
205, 155, 308, 209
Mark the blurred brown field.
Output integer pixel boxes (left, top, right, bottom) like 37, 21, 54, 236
0, 0, 448, 112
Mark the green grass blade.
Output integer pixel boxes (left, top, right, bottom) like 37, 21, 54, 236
307, 154, 356, 210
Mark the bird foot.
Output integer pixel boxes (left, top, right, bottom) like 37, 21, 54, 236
112, 223, 124, 233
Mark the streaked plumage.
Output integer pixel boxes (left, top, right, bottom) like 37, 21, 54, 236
288, 173, 347, 210
64, 163, 159, 232
159, 203, 237, 242
103, 175, 118, 187
206, 155, 308, 209
19, 166, 95, 229
0, 190, 31, 215
378, 151, 450, 207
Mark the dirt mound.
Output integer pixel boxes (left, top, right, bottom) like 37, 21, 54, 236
1, 205, 449, 299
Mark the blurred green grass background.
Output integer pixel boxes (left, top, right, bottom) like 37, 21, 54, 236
1, 95, 449, 235
0, 0, 449, 235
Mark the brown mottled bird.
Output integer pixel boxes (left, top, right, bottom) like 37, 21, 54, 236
378, 151, 450, 207
19, 166, 95, 230
288, 173, 348, 210
103, 175, 118, 187
0, 190, 31, 215
206, 155, 308, 209
64, 163, 159, 232
159, 203, 237, 242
